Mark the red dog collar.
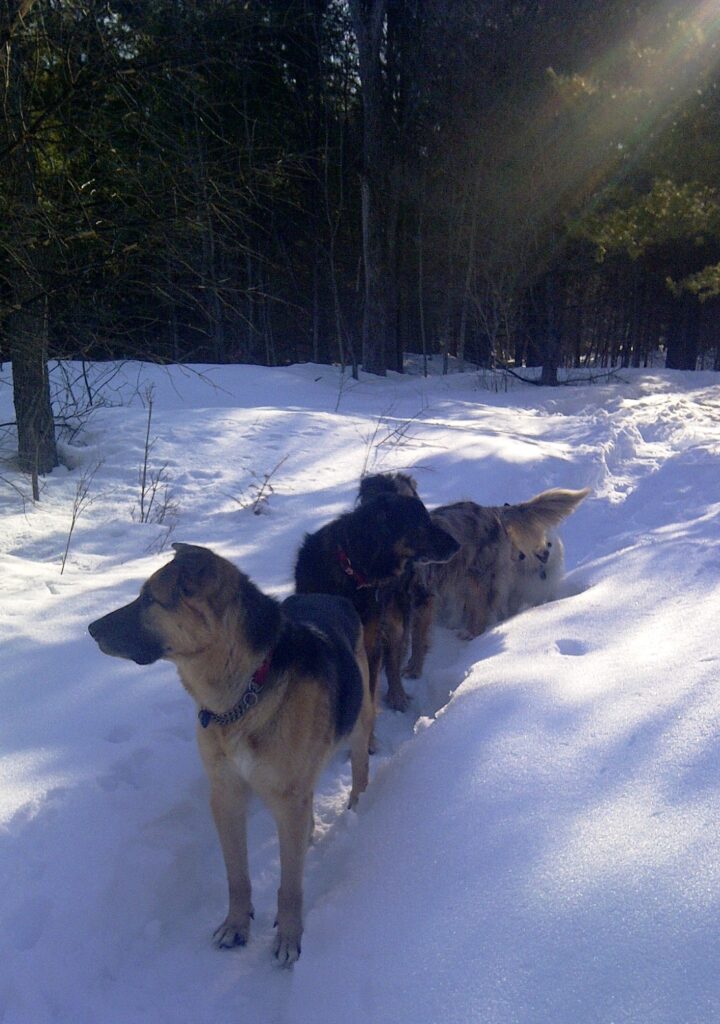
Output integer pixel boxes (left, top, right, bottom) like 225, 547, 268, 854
337, 547, 371, 588
198, 652, 272, 728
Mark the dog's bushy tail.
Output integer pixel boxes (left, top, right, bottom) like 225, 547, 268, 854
501, 487, 590, 550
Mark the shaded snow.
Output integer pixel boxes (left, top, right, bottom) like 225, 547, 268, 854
0, 360, 719, 1023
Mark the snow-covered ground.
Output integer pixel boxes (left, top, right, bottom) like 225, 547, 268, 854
1, 358, 719, 1024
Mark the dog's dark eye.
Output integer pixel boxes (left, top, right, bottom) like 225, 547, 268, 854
141, 590, 156, 608
547, 541, 553, 548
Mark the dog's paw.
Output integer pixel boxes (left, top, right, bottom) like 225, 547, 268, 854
273, 931, 302, 966
457, 628, 479, 642
386, 688, 410, 712
347, 787, 363, 810
213, 912, 253, 950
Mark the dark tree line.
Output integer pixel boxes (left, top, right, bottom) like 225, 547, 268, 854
3, 1, 720, 476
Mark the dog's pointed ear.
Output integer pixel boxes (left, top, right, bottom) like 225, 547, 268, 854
171, 543, 217, 598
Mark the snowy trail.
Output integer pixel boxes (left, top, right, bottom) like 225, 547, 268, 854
1, 361, 719, 1023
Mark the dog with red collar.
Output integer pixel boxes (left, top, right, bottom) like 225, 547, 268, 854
294, 490, 459, 721
89, 543, 374, 965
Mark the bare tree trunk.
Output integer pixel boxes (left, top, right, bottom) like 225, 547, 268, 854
349, 0, 388, 376
8, 299, 57, 481
2, 0, 58, 481
322, 116, 353, 374
540, 272, 560, 386
311, 260, 321, 363
665, 294, 699, 370
457, 206, 479, 374
189, 89, 226, 361
416, 204, 428, 377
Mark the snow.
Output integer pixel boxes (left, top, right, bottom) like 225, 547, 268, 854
1, 358, 719, 1023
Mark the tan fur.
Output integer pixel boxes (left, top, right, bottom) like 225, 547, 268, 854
360, 616, 381, 750
404, 487, 590, 678
93, 549, 372, 964
501, 488, 591, 556
195, 653, 372, 962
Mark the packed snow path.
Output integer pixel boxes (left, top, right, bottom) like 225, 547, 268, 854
1, 361, 718, 1024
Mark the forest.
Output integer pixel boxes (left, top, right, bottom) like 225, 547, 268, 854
2, 1, 720, 477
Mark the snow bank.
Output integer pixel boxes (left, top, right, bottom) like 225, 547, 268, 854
0, 361, 718, 1023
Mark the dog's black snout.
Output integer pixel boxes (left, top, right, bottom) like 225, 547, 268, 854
88, 614, 115, 643
536, 549, 550, 564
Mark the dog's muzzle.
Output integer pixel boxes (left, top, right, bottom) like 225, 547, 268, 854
88, 600, 165, 665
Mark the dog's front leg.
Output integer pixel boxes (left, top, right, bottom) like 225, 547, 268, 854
348, 641, 372, 808
383, 611, 410, 711
362, 620, 382, 752
404, 595, 434, 678
268, 791, 314, 965
363, 620, 382, 704
199, 737, 254, 949
461, 574, 490, 640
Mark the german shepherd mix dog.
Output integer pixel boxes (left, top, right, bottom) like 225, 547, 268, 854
404, 487, 590, 678
88, 543, 373, 965
294, 491, 459, 718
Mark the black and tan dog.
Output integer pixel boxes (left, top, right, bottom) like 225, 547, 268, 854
404, 485, 590, 677
355, 473, 424, 711
88, 543, 373, 965
294, 490, 459, 716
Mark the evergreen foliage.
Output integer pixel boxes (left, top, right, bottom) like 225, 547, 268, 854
2, 0, 720, 413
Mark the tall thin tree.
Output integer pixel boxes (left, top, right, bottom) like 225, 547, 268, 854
1, 0, 58, 485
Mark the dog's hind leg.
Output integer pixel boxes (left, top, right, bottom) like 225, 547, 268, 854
201, 749, 254, 949
459, 574, 491, 640
348, 646, 372, 808
348, 725, 370, 808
